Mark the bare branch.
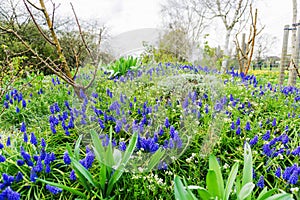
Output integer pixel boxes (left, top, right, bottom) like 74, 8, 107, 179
23, 0, 55, 45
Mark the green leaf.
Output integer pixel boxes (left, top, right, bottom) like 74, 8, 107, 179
91, 129, 108, 190
208, 155, 224, 199
264, 193, 293, 200
242, 143, 253, 187
197, 188, 212, 200
74, 135, 83, 160
206, 170, 221, 198
146, 147, 165, 171
224, 163, 239, 200
238, 182, 255, 200
70, 157, 98, 188
174, 176, 197, 200
106, 131, 138, 196
257, 188, 275, 200
37, 178, 87, 198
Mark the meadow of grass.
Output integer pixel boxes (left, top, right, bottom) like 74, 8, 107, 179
0, 64, 299, 200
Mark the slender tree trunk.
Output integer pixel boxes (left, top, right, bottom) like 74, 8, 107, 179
221, 29, 231, 73
279, 25, 290, 85
288, 0, 298, 85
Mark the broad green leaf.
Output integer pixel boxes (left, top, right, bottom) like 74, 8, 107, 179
224, 163, 239, 200
67, 145, 90, 190
238, 182, 255, 200
257, 188, 277, 200
197, 188, 212, 200
206, 170, 221, 198
242, 143, 253, 187
70, 157, 98, 188
37, 178, 87, 198
209, 155, 224, 199
74, 135, 83, 160
146, 147, 165, 171
264, 193, 293, 200
174, 176, 197, 200
106, 131, 138, 196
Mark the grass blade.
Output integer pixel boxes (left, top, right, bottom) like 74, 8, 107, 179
37, 178, 87, 198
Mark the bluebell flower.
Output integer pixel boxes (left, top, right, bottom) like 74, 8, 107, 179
182, 97, 189, 109
30, 169, 37, 182
3, 101, 9, 109
5, 93, 10, 100
262, 144, 272, 157
272, 118, 277, 127
20, 122, 26, 133
41, 138, 46, 148
275, 167, 281, 178
158, 161, 168, 170
45, 164, 51, 173
236, 126, 241, 135
257, 175, 264, 189
15, 172, 23, 182
280, 134, 289, 144
288, 170, 298, 184
230, 122, 235, 130
34, 158, 43, 173
0, 155, 6, 162
291, 146, 300, 156
70, 170, 76, 181
165, 117, 170, 128
22, 99, 26, 108
17, 159, 25, 166
249, 135, 258, 147
283, 167, 292, 181
30, 132, 38, 146
63, 151, 71, 165
205, 104, 209, 113
46, 184, 62, 195
119, 142, 126, 151
236, 117, 241, 126
262, 130, 270, 141
0, 186, 20, 200
6, 137, 11, 146
245, 121, 251, 131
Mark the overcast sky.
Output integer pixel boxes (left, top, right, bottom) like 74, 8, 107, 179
56, 0, 296, 56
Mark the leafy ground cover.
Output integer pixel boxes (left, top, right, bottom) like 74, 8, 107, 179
0, 64, 299, 200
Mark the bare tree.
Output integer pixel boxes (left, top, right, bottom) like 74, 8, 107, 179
254, 33, 278, 61
287, 0, 299, 85
0, 0, 103, 97
160, 0, 207, 48
202, 0, 253, 72
235, 5, 259, 75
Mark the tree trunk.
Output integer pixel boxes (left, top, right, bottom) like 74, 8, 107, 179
221, 29, 231, 73
279, 25, 290, 85
288, 0, 298, 85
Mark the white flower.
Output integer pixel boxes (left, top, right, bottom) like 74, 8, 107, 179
290, 187, 299, 193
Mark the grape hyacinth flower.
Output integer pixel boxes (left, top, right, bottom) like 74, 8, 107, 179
0, 186, 20, 200
236, 126, 241, 135
272, 118, 277, 127
275, 166, 281, 178
249, 135, 258, 147
30, 132, 38, 146
245, 121, 251, 131
63, 151, 71, 165
70, 170, 76, 181
262, 130, 270, 141
46, 185, 62, 195
257, 175, 264, 189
